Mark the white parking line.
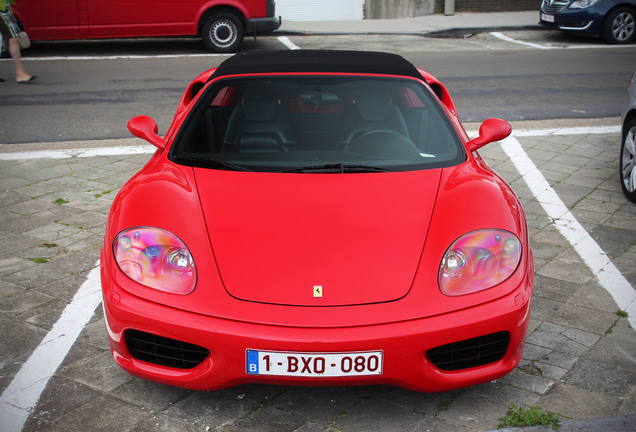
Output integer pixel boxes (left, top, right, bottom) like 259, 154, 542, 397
0, 145, 156, 161
0, 264, 102, 432
500, 136, 636, 329
0, 35, 299, 62
0, 36, 300, 62
490, 32, 551, 49
490, 31, 636, 50
1, 126, 618, 161
0, 54, 228, 61
513, 125, 621, 136
277, 36, 301, 50
0, 36, 298, 65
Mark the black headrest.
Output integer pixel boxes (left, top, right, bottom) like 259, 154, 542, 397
242, 90, 277, 122
356, 90, 392, 122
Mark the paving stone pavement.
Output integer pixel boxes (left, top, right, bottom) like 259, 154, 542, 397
0, 122, 635, 431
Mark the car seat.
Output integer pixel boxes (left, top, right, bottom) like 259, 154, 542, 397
223, 89, 296, 152
338, 89, 410, 145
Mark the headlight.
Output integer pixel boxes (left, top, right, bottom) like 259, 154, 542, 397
113, 227, 196, 294
569, 0, 601, 9
439, 229, 521, 296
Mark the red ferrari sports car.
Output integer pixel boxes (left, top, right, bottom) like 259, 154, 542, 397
100, 50, 533, 392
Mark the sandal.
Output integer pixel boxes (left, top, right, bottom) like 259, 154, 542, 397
16, 75, 37, 83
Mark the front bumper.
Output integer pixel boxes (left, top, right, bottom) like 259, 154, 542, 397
539, 9, 603, 35
101, 262, 532, 392
246, 16, 281, 34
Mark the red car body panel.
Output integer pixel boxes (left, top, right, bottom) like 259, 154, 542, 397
12, 0, 268, 41
101, 51, 533, 392
196, 169, 440, 306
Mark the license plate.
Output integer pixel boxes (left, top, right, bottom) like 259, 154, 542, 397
541, 13, 555, 23
246, 350, 383, 377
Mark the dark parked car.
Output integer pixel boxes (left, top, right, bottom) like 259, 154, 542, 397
621, 71, 636, 202
540, 0, 636, 44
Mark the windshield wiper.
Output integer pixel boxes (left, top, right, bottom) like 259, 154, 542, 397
282, 163, 389, 173
173, 154, 252, 172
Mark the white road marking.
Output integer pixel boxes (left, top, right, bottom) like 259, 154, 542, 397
0, 125, 633, 432
277, 36, 302, 50
0, 264, 102, 432
500, 135, 636, 329
513, 125, 621, 136
490, 32, 551, 49
4, 126, 615, 161
0, 54, 229, 61
1, 125, 616, 161
490, 31, 636, 50
0, 35, 299, 63
0, 145, 156, 161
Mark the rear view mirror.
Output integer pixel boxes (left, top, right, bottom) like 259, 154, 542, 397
300, 91, 339, 106
467, 118, 512, 152
127, 115, 164, 149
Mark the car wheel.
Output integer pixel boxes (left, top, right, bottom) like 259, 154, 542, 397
202, 12, 244, 53
620, 117, 636, 202
602, 7, 636, 44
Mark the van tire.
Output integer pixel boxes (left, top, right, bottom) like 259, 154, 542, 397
202, 12, 244, 53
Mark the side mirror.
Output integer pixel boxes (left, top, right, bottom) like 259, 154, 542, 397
127, 115, 164, 149
467, 118, 512, 152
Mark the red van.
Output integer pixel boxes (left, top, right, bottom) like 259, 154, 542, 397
11, 0, 280, 52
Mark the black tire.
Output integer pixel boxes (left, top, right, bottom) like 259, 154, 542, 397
602, 7, 636, 44
201, 12, 244, 53
620, 117, 636, 202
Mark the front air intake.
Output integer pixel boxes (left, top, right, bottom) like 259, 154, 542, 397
426, 332, 510, 371
125, 329, 209, 369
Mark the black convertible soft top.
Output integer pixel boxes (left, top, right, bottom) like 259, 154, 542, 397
210, 50, 425, 81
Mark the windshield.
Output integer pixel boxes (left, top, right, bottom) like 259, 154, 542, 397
170, 75, 465, 172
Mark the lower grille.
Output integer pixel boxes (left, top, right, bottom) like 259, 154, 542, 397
426, 332, 510, 371
125, 330, 209, 369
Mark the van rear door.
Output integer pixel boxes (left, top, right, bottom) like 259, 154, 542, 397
13, 0, 81, 40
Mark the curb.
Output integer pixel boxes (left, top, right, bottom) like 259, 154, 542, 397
272, 24, 545, 38
427, 24, 544, 38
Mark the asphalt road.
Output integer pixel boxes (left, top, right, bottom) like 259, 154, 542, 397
1, 30, 635, 144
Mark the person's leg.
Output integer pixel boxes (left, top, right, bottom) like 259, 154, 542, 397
8, 36, 27, 79
8, 36, 34, 81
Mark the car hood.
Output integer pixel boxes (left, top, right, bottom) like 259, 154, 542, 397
194, 169, 441, 306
